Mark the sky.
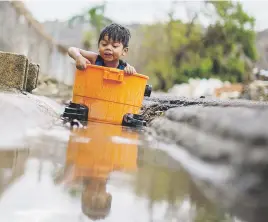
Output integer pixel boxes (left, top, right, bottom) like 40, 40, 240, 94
24, 0, 268, 31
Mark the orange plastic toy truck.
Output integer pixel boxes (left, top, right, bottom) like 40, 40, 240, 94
62, 65, 152, 127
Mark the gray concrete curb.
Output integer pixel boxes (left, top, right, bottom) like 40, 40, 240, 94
0, 51, 39, 92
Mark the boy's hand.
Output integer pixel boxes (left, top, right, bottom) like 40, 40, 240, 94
76, 55, 91, 70
124, 64, 136, 74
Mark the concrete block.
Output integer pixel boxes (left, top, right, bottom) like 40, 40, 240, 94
0, 51, 28, 90
26, 62, 40, 92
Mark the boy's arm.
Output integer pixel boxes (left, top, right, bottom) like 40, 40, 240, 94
68, 47, 98, 64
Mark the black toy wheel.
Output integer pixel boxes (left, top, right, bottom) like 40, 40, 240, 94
144, 84, 152, 97
122, 113, 146, 127
71, 120, 79, 128
62, 102, 89, 122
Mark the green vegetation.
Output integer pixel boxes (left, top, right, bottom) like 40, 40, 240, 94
139, 0, 257, 90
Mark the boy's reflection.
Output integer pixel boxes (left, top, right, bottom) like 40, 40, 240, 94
56, 123, 138, 220
81, 177, 112, 220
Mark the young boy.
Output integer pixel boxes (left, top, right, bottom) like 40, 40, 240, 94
68, 23, 136, 74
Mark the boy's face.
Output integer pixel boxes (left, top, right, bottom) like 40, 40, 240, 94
98, 35, 128, 62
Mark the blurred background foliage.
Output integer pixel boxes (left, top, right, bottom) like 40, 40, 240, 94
69, 0, 257, 91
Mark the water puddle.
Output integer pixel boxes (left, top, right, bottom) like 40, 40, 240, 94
0, 121, 263, 221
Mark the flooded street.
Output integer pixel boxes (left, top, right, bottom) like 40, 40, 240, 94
0, 121, 260, 222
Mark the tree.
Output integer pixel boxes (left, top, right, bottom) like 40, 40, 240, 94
203, 0, 257, 82
68, 3, 112, 50
139, 0, 257, 91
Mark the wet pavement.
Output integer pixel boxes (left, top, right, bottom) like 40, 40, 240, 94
0, 121, 266, 222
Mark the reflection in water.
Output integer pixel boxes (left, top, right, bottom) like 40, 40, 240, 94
0, 149, 29, 198
54, 123, 138, 221
0, 122, 260, 221
135, 148, 232, 222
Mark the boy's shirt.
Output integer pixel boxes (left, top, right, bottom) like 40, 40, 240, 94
94, 55, 127, 70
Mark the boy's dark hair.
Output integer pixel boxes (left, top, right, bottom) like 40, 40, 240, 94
98, 23, 131, 48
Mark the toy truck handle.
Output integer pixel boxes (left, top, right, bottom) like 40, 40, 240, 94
103, 68, 124, 83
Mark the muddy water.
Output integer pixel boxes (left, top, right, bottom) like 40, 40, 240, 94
0, 122, 245, 222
